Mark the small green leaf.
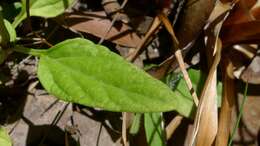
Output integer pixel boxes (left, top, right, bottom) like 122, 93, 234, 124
144, 113, 166, 146
167, 69, 223, 109
0, 127, 12, 146
13, 0, 74, 27
37, 38, 193, 115
130, 113, 142, 135
4, 19, 16, 42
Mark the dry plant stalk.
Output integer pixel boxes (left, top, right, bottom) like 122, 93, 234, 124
215, 55, 235, 146
191, 39, 221, 146
158, 12, 199, 106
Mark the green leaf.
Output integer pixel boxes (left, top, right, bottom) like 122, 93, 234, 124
13, 0, 74, 27
144, 113, 166, 146
4, 19, 16, 42
37, 38, 193, 115
0, 10, 12, 64
0, 127, 12, 146
0, 9, 9, 47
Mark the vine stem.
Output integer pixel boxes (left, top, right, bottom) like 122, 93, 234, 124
12, 45, 47, 57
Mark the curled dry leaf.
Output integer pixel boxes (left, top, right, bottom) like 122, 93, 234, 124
190, 1, 232, 145
223, 0, 257, 25
60, 11, 142, 48
191, 39, 220, 146
220, 0, 260, 84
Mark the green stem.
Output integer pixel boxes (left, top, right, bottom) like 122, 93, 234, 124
12, 14, 26, 28
13, 45, 47, 57
228, 82, 248, 146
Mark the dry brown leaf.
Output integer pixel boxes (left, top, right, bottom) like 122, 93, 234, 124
189, 1, 234, 145
252, 6, 260, 19
221, 2, 260, 59
215, 56, 235, 146
223, 0, 257, 25
191, 39, 221, 146
221, 21, 260, 46
60, 11, 142, 48
175, 0, 215, 48
101, 0, 130, 23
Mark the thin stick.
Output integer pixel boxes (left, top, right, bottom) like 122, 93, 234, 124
96, 123, 103, 146
98, 0, 128, 44
122, 112, 128, 146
